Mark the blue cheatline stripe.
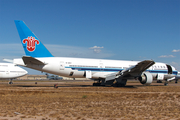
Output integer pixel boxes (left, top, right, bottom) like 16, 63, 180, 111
148, 70, 178, 75
65, 66, 178, 75
65, 66, 123, 72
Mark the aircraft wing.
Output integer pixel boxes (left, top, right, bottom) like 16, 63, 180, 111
120, 60, 155, 77
22, 56, 46, 65
105, 60, 155, 82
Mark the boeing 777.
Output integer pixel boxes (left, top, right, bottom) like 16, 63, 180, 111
0, 62, 28, 84
12, 20, 178, 86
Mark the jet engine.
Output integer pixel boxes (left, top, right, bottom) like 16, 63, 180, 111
138, 72, 153, 85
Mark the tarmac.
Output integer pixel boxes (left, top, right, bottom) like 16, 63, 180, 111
0, 80, 180, 120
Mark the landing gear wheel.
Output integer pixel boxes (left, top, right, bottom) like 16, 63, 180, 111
8, 81, 13, 84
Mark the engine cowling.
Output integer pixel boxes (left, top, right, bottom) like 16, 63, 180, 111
138, 72, 153, 85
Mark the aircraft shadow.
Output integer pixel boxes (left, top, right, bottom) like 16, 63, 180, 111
10, 84, 139, 88
7, 83, 165, 88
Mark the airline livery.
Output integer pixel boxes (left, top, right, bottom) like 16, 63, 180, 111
0, 63, 27, 84
13, 20, 178, 86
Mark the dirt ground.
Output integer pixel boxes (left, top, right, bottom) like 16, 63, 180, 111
0, 80, 180, 120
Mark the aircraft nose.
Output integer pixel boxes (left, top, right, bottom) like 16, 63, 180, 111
19, 68, 28, 76
23, 70, 28, 75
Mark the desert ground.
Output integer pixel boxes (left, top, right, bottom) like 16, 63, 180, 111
0, 80, 180, 120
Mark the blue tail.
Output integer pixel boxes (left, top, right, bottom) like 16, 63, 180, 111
14, 20, 53, 57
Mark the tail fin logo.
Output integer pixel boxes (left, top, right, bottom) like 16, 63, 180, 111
22, 36, 39, 52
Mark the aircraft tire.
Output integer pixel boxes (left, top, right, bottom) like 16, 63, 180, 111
8, 82, 13, 84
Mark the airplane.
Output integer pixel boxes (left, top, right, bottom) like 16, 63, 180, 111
46, 73, 63, 80
11, 20, 178, 86
0, 62, 28, 84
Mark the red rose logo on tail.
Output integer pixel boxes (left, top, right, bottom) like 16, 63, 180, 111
23, 36, 39, 52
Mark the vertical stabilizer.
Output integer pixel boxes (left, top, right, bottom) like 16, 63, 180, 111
14, 20, 53, 57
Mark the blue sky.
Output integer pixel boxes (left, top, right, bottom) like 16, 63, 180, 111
0, 0, 180, 74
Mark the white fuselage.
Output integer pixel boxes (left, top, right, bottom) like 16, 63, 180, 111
13, 57, 177, 80
0, 63, 27, 79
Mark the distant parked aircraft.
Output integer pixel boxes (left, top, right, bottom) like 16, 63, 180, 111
0, 63, 27, 84
11, 20, 178, 86
46, 73, 63, 80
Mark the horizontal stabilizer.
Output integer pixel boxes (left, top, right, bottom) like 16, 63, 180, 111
22, 56, 46, 65
3, 59, 13, 63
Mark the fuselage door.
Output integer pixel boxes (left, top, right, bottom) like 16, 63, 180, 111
99, 61, 104, 71
5, 68, 9, 76
166, 64, 172, 74
86, 71, 92, 78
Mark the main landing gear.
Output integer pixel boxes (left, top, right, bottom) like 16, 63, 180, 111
92, 79, 115, 86
93, 79, 105, 86
175, 80, 178, 84
164, 80, 169, 86
93, 79, 127, 87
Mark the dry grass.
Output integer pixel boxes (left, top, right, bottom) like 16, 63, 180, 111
0, 81, 180, 120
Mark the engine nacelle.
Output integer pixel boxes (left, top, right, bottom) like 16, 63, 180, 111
138, 72, 153, 85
